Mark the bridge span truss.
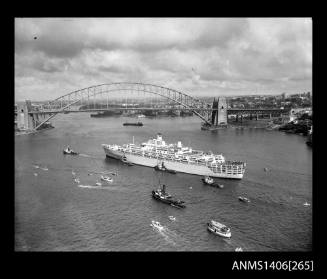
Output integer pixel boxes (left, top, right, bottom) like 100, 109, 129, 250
32, 82, 212, 130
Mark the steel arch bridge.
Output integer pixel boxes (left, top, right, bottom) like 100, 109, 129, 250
32, 82, 212, 130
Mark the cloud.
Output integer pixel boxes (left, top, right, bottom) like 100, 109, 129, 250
15, 18, 312, 101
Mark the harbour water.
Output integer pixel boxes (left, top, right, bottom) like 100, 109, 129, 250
15, 114, 312, 251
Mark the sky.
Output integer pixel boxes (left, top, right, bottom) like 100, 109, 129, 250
15, 18, 312, 101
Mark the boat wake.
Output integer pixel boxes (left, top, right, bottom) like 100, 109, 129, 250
78, 185, 109, 189
78, 154, 91, 157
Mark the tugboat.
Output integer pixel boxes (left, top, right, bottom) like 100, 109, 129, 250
122, 156, 134, 166
152, 184, 186, 208
201, 176, 224, 188
207, 220, 231, 238
154, 161, 176, 174
238, 196, 250, 203
63, 146, 78, 155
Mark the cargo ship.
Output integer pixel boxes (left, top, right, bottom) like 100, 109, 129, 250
102, 133, 246, 179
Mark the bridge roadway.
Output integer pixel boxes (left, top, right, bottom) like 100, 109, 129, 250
30, 107, 288, 115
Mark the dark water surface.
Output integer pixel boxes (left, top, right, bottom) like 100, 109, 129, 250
15, 114, 312, 251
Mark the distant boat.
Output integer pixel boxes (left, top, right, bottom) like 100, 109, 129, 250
95, 182, 102, 186
123, 122, 143, 126
74, 178, 80, 183
137, 114, 146, 118
168, 216, 176, 221
235, 247, 243, 252
238, 196, 250, 203
303, 202, 311, 207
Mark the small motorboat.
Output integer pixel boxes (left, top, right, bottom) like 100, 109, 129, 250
238, 196, 250, 203
303, 202, 311, 207
201, 176, 223, 188
168, 216, 176, 221
95, 182, 102, 186
33, 165, 40, 169
74, 178, 80, 183
207, 220, 231, 238
40, 167, 48, 171
101, 175, 113, 183
63, 147, 78, 155
151, 221, 164, 230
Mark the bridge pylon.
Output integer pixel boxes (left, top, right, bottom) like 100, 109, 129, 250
209, 97, 228, 128
16, 100, 36, 130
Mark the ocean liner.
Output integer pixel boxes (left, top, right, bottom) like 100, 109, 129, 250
102, 133, 246, 179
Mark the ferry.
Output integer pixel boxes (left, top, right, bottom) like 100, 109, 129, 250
123, 122, 143, 126
102, 133, 246, 179
207, 220, 231, 238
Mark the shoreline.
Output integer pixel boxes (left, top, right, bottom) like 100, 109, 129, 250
15, 126, 54, 136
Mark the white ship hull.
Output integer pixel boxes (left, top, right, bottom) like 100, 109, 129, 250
103, 146, 244, 179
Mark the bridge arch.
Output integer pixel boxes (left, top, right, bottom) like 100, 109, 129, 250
34, 82, 211, 130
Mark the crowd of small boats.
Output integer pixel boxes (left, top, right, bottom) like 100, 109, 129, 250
60, 144, 308, 250
71, 168, 114, 187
